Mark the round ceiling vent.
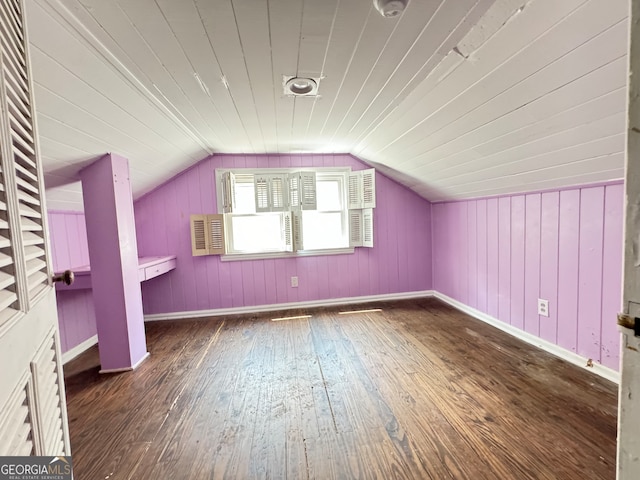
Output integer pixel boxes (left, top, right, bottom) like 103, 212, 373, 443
374, 0, 409, 17
285, 77, 318, 96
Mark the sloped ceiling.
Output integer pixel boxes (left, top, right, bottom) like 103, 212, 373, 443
26, 0, 627, 210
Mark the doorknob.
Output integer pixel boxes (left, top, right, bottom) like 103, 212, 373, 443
52, 270, 74, 286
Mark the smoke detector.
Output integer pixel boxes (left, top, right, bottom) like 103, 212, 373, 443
283, 76, 320, 96
374, 0, 408, 17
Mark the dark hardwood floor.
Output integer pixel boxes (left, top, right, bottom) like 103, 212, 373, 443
63, 298, 618, 479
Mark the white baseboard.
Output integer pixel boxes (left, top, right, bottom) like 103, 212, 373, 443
99, 352, 150, 374
433, 291, 620, 384
61, 334, 98, 365
143, 290, 436, 322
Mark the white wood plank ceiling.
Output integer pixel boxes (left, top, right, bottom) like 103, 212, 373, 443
26, 0, 627, 210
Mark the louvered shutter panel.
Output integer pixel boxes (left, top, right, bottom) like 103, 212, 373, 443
292, 210, 303, 251
221, 172, 236, 213
349, 170, 376, 209
289, 173, 300, 210
206, 214, 226, 255
361, 169, 376, 208
31, 334, 67, 456
0, 380, 35, 456
282, 211, 293, 252
254, 175, 270, 212
300, 172, 317, 210
0, 171, 18, 325
349, 210, 363, 247
270, 175, 288, 211
348, 172, 361, 209
190, 214, 208, 256
0, 0, 48, 303
191, 214, 226, 256
362, 208, 373, 248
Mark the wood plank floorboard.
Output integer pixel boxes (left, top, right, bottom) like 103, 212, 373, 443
63, 298, 618, 479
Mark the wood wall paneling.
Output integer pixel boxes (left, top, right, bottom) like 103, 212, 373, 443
601, 183, 624, 369
135, 154, 433, 315
47, 211, 96, 355
30, 0, 627, 210
577, 187, 606, 361
476, 199, 488, 313
486, 198, 499, 318
432, 183, 623, 371
524, 194, 542, 337
557, 189, 582, 353
539, 191, 560, 345
510, 196, 526, 331
497, 197, 511, 325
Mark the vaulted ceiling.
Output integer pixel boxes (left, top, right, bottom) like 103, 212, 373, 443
26, 0, 628, 210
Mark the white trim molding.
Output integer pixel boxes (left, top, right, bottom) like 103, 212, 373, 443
61, 334, 98, 365
433, 291, 620, 384
144, 290, 436, 322
99, 352, 150, 374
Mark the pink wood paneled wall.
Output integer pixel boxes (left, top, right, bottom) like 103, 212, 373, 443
134, 154, 433, 314
432, 182, 624, 370
48, 211, 96, 354
48, 211, 90, 271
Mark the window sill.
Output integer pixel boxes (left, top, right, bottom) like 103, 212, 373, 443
221, 248, 355, 262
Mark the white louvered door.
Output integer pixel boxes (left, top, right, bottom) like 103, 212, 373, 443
0, 0, 70, 458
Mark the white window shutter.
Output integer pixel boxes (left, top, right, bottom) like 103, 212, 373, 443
254, 175, 270, 213
349, 210, 363, 247
361, 169, 376, 208
289, 173, 300, 211
349, 209, 373, 248
282, 211, 293, 252
300, 172, 317, 210
190, 214, 209, 256
206, 214, 226, 255
269, 175, 288, 211
191, 214, 226, 256
362, 208, 374, 247
221, 172, 236, 213
348, 169, 376, 209
348, 172, 362, 210
292, 210, 303, 251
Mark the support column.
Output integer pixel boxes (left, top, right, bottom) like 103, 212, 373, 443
80, 153, 148, 372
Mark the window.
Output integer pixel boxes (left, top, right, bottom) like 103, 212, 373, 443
190, 167, 375, 259
300, 173, 348, 251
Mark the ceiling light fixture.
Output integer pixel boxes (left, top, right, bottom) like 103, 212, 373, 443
374, 0, 409, 18
285, 76, 318, 96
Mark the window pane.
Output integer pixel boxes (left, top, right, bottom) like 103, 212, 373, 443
316, 179, 342, 211
231, 214, 284, 252
234, 176, 256, 214
302, 211, 347, 250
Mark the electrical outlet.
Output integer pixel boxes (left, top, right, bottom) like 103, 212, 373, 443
537, 298, 549, 317
291, 276, 298, 288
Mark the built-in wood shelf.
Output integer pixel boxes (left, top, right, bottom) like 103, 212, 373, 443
55, 256, 177, 291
